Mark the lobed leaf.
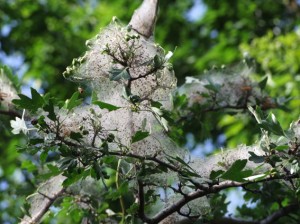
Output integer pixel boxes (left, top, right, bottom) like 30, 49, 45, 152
221, 159, 253, 182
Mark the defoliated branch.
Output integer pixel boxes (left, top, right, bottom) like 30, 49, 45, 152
145, 174, 299, 223
210, 203, 299, 224
0, 109, 21, 118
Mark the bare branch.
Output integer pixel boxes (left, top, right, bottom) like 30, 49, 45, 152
20, 174, 66, 224
259, 203, 299, 224
0, 109, 21, 118
137, 179, 152, 223
147, 174, 299, 223
210, 203, 299, 224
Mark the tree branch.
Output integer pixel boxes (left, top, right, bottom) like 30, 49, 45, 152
259, 203, 299, 224
137, 179, 152, 223
146, 174, 299, 223
20, 174, 66, 224
210, 203, 299, 224
0, 109, 21, 118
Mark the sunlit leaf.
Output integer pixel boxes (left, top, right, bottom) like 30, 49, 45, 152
221, 159, 253, 182
64, 92, 82, 110
21, 160, 37, 172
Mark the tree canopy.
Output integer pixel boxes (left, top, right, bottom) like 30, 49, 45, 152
0, 0, 300, 223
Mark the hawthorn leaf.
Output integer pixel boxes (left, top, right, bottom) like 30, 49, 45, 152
274, 145, 289, 151
131, 131, 149, 143
13, 88, 45, 112
21, 160, 37, 172
259, 76, 268, 90
64, 92, 82, 110
92, 162, 102, 180
259, 113, 284, 136
248, 151, 265, 163
40, 150, 48, 163
43, 100, 56, 121
221, 159, 253, 182
93, 100, 121, 111
210, 170, 224, 180
70, 132, 83, 142
151, 100, 162, 108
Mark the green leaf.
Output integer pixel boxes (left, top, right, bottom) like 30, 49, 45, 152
62, 171, 85, 187
173, 94, 188, 108
248, 105, 264, 124
59, 144, 71, 157
259, 76, 268, 90
47, 164, 61, 173
21, 160, 37, 172
126, 203, 139, 214
274, 145, 289, 151
43, 100, 56, 121
69, 208, 83, 222
64, 92, 82, 110
221, 159, 253, 182
151, 100, 163, 108
43, 92, 51, 104
93, 100, 121, 111
22, 202, 31, 217
31, 88, 45, 107
59, 157, 75, 170
29, 138, 44, 145
259, 113, 284, 136
269, 155, 282, 163
131, 131, 149, 143
210, 170, 224, 180
13, 88, 45, 112
106, 182, 128, 200
109, 67, 130, 81
70, 132, 83, 142
12, 94, 32, 110
248, 151, 265, 163
101, 141, 109, 152
92, 162, 102, 180
40, 150, 48, 163
102, 156, 118, 166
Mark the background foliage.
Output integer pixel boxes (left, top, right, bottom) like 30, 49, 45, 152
1, 0, 300, 223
